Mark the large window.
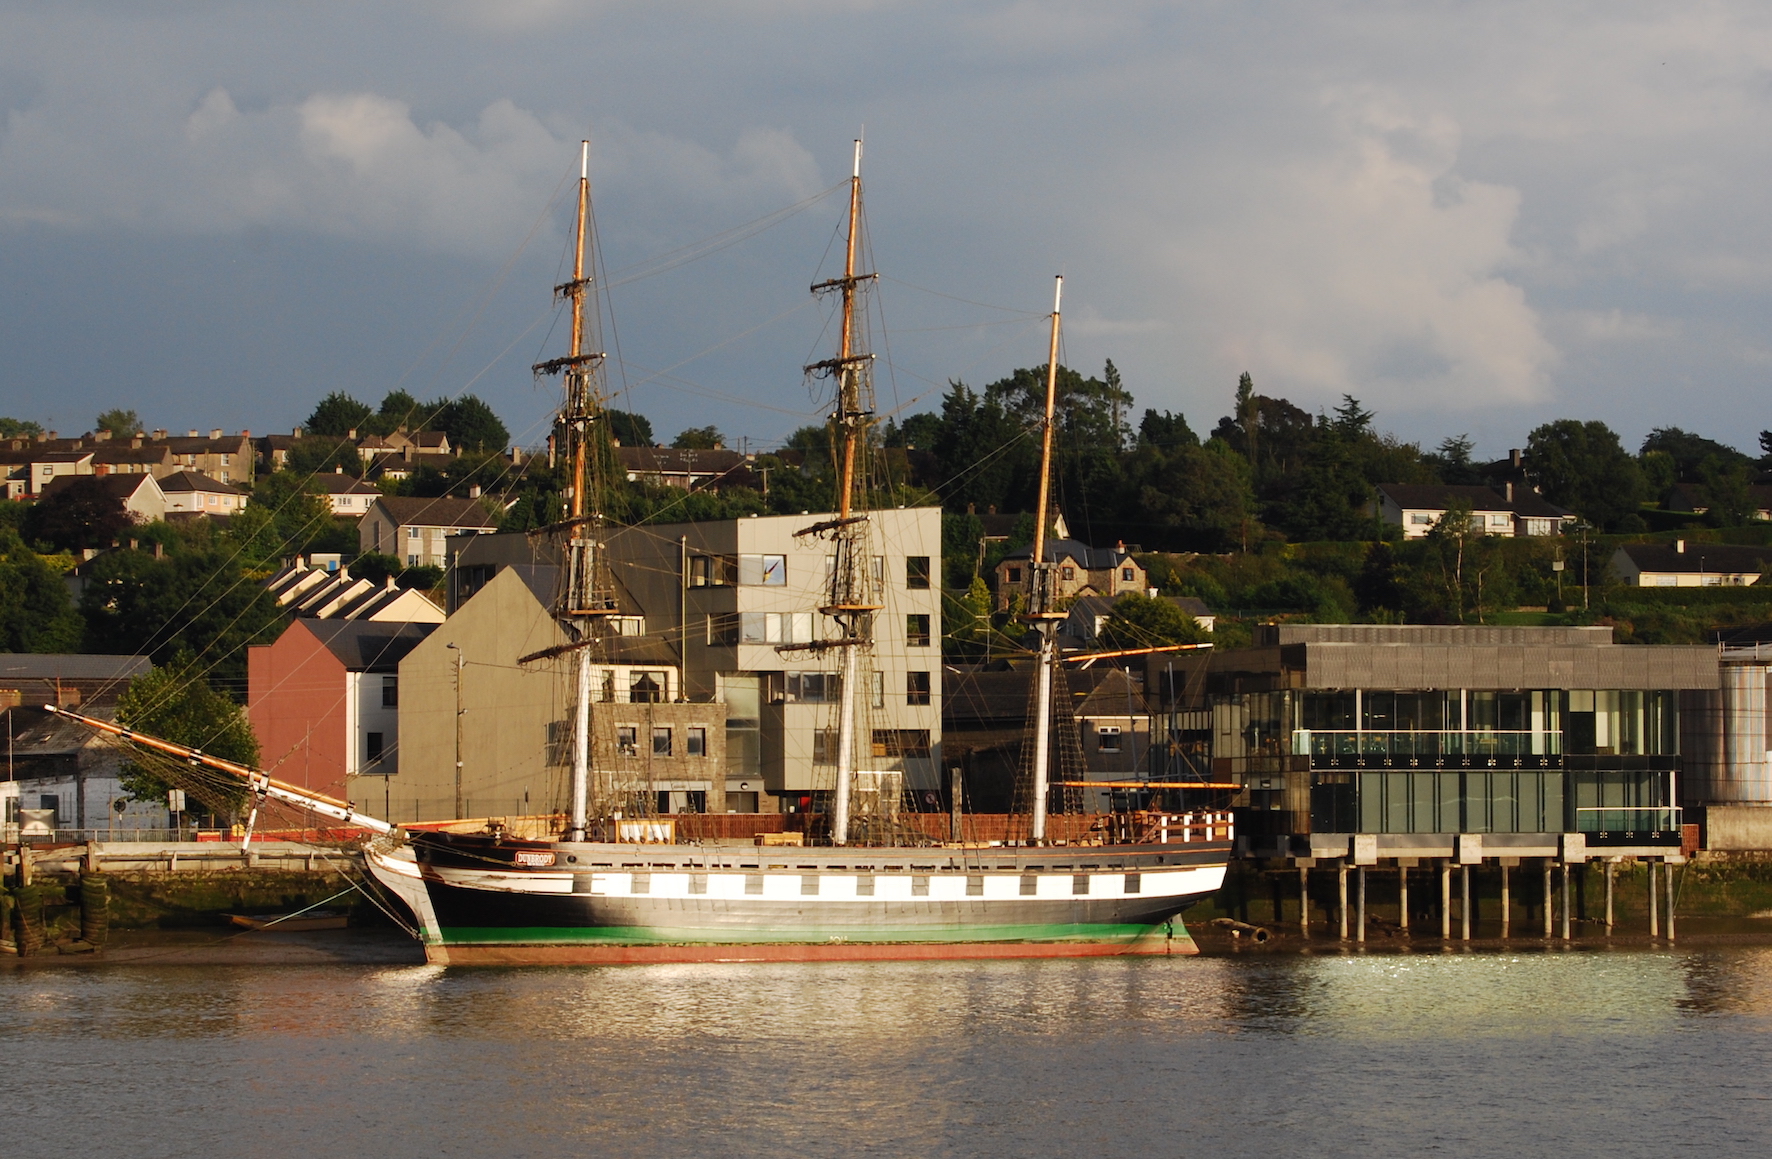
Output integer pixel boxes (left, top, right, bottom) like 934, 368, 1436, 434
652, 726, 673, 756
906, 614, 931, 647
687, 727, 707, 757
740, 612, 814, 644
786, 672, 841, 703
737, 554, 787, 585
872, 729, 932, 759
381, 676, 398, 708
906, 556, 931, 589
906, 671, 931, 706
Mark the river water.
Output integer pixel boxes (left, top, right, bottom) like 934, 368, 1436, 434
7, 941, 1772, 1158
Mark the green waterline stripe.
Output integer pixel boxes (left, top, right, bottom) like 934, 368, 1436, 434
434, 920, 1191, 947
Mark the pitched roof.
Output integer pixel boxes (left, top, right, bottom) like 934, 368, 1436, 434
297, 619, 435, 671
0, 653, 152, 682
370, 495, 500, 529
158, 469, 244, 495
1001, 537, 1130, 568
32, 450, 95, 463
616, 447, 749, 475
91, 444, 170, 465
39, 473, 160, 501
1377, 484, 1512, 511
1616, 542, 1772, 575
310, 473, 380, 495
1074, 667, 1148, 716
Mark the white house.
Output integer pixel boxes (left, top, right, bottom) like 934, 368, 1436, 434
159, 470, 248, 515
1611, 541, 1772, 587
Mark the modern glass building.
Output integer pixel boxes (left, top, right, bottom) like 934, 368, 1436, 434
1157, 624, 1718, 855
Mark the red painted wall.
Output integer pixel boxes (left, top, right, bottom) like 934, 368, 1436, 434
248, 621, 349, 800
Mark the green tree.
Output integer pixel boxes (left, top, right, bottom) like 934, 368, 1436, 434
931, 380, 1030, 514
1423, 434, 1482, 485
607, 409, 654, 447
230, 472, 340, 567
1525, 419, 1646, 531
0, 528, 83, 651
305, 391, 373, 436
942, 576, 998, 661
376, 389, 426, 434
95, 408, 141, 437
285, 437, 364, 478
1121, 436, 1256, 552
1137, 408, 1196, 451
1697, 456, 1757, 526
115, 657, 259, 810
883, 411, 943, 450
672, 425, 725, 450
1097, 592, 1209, 650
0, 417, 43, 438
21, 476, 134, 551
1639, 427, 1749, 481
429, 394, 509, 451
1639, 450, 1678, 504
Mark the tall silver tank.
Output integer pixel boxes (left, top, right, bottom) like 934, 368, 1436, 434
1716, 659, 1770, 803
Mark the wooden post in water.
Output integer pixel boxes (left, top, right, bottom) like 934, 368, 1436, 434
1398, 865, 1409, 934
1560, 864, 1571, 941
1648, 860, 1659, 938
1337, 863, 1348, 940
1439, 861, 1451, 939
1542, 862, 1553, 938
1604, 861, 1615, 933
1299, 866, 1310, 937
1461, 866, 1471, 941
1499, 864, 1510, 939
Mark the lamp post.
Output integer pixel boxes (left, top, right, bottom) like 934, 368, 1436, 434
447, 643, 464, 819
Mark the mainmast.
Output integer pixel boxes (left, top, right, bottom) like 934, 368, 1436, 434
532, 140, 616, 842
801, 140, 879, 846
1024, 276, 1065, 843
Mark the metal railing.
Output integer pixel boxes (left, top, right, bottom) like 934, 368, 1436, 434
1574, 806, 1682, 834
1294, 729, 1559, 758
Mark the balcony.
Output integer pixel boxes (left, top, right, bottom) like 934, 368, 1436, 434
1296, 729, 1559, 769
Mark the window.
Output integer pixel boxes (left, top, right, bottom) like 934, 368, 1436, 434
406, 554, 419, 567
787, 672, 841, 703
1410, 513, 1434, 525
381, 676, 398, 708
813, 729, 840, 764
872, 729, 932, 759
652, 727, 673, 756
409, 526, 421, 539
546, 720, 571, 765
906, 614, 931, 647
906, 556, 931, 589
1061, 566, 1075, 581
616, 725, 639, 755
871, 671, 885, 708
366, 732, 385, 762
687, 727, 706, 757
1121, 567, 1134, 582
740, 612, 813, 644
737, 554, 787, 585
907, 671, 931, 706
221, 454, 231, 466
612, 616, 645, 637
1097, 726, 1122, 753
630, 672, 664, 703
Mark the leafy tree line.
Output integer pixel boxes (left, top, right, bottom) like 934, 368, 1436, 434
303, 389, 510, 452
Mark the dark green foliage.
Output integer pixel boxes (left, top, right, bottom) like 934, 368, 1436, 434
1120, 436, 1255, 552
672, 425, 724, 450
931, 380, 1031, 515
95, 409, 141, 437
607, 409, 654, 448
884, 412, 943, 450
430, 394, 509, 451
21, 476, 133, 551
0, 528, 83, 651
304, 391, 373, 436
1423, 435, 1483, 485
1696, 457, 1759, 527
1138, 409, 1196, 450
79, 540, 283, 689
0, 417, 43, 437
349, 553, 403, 586
284, 437, 364, 478
115, 656, 259, 809
1526, 419, 1645, 530
1639, 427, 1749, 480
1097, 592, 1210, 649
232, 472, 340, 567
941, 512, 984, 588
399, 565, 444, 592
375, 390, 425, 433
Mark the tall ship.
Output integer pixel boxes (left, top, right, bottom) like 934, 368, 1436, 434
50, 140, 1232, 964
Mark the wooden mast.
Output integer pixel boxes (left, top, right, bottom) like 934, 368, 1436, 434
1027, 276, 1064, 843
531, 140, 614, 841
801, 139, 878, 846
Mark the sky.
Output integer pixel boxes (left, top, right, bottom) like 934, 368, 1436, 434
3, 1, 1771, 461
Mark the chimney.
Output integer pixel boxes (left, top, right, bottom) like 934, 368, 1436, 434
468, 484, 482, 499
1676, 539, 1686, 554
334, 465, 343, 474
131, 435, 143, 448
241, 429, 250, 438
293, 426, 303, 438
186, 430, 197, 438
1505, 482, 1514, 502
1509, 448, 1522, 469
210, 428, 222, 440
153, 429, 167, 440
94, 429, 112, 442
348, 428, 358, 439
153, 542, 164, 559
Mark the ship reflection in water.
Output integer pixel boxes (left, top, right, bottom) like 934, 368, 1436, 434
6, 949, 1772, 1157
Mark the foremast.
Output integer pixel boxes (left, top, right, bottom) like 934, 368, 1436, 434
799, 140, 879, 846
532, 141, 619, 841
1023, 277, 1065, 843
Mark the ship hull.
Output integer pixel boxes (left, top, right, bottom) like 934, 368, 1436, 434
365, 833, 1230, 965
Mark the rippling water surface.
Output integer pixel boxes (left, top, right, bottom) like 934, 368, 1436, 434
7, 946, 1772, 1158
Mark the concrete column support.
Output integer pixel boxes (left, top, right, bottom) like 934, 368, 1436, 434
1560, 864, 1571, 941
1439, 861, 1451, 940
1398, 866, 1410, 934
1461, 866, 1471, 941
1665, 862, 1677, 943
1604, 861, 1615, 934
1356, 867, 1367, 944
1299, 866, 1310, 938
1500, 865, 1511, 940
1542, 862, 1553, 938
1648, 860, 1659, 938
1337, 863, 1348, 941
